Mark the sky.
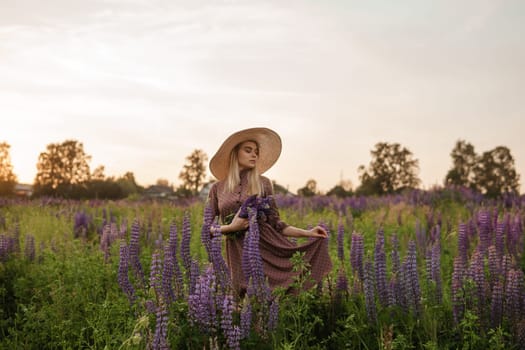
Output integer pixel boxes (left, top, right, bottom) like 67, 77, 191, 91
1, 0, 524, 193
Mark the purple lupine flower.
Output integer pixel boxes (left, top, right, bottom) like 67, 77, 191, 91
240, 298, 252, 339
477, 210, 491, 255
189, 259, 200, 295
458, 223, 469, 265
337, 221, 345, 262
181, 212, 192, 274
405, 240, 421, 314
11, 222, 20, 254
229, 326, 241, 350
38, 241, 45, 263
451, 256, 465, 324
509, 216, 523, 259
201, 204, 214, 258
162, 242, 175, 304
431, 242, 442, 303
374, 228, 389, 307
468, 248, 486, 322
495, 222, 505, 260
415, 219, 426, 254
221, 295, 240, 350
336, 268, 348, 294
391, 234, 400, 277
350, 232, 364, 281
129, 220, 145, 288
504, 269, 520, 324
244, 207, 268, 302
500, 254, 512, 282
390, 234, 404, 307
24, 234, 35, 262
118, 243, 135, 304
487, 245, 499, 289
149, 250, 163, 298
241, 227, 252, 286
516, 320, 525, 349
188, 265, 218, 334
267, 297, 279, 332
73, 210, 91, 239
490, 279, 504, 329
210, 222, 231, 292
152, 301, 169, 350
363, 259, 377, 323
0, 234, 9, 261
100, 224, 112, 263
220, 295, 234, 341
145, 299, 156, 314
119, 218, 127, 239
167, 221, 184, 299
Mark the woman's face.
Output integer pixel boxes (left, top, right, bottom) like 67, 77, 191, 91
237, 141, 259, 171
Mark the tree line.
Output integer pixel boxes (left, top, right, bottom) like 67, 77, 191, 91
0, 139, 521, 199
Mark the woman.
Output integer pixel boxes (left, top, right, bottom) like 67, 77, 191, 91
207, 127, 332, 295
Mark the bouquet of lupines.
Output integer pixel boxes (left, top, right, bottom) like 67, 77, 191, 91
222, 195, 272, 239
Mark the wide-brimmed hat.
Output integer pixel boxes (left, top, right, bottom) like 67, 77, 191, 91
209, 127, 282, 180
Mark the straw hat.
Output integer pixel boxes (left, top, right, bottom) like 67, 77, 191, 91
209, 127, 282, 181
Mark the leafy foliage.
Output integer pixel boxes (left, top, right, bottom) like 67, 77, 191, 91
178, 149, 208, 195
297, 179, 318, 197
0, 142, 17, 196
357, 142, 420, 195
1, 189, 525, 349
34, 139, 92, 196
444, 140, 520, 197
445, 140, 477, 189
473, 146, 520, 197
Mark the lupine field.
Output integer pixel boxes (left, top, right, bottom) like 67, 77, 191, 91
1, 188, 525, 349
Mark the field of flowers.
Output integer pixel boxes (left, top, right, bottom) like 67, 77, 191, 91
1, 189, 524, 349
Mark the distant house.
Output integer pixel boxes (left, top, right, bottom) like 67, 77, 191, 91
143, 185, 174, 199
14, 183, 33, 197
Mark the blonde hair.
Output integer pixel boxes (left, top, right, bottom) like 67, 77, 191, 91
224, 141, 264, 196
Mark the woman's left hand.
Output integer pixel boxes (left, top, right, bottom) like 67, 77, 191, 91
308, 226, 328, 238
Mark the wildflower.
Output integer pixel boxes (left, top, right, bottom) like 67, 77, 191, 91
363, 259, 376, 323
350, 232, 364, 281
130, 220, 145, 288
374, 228, 389, 307
181, 212, 192, 274
118, 243, 135, 304
24, 234, 35, 262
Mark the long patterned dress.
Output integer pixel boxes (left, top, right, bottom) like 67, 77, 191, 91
207, 172, 333, 294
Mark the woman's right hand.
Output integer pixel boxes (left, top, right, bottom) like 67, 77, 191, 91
226, 209, 249, 233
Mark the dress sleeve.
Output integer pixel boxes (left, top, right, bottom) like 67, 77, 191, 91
262, 177, 288, 234
207, 182, 220, 219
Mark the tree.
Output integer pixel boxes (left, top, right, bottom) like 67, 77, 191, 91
472, 146, 520, 197
0, 142, 17, 196
91, 165, 106, 181
179, 149, 208, 195
357, 142, 420, 195
272, 180, 290, 195
297, 179, 317, 197
444, 140, 477, 188
327, 179, 353, 198
116, 171, 142, 196
34, 140, 91, 196
156, 178, 171, 187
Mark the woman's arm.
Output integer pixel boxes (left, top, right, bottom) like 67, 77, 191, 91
282, 225, 328, 238
219, 210, 249, 234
